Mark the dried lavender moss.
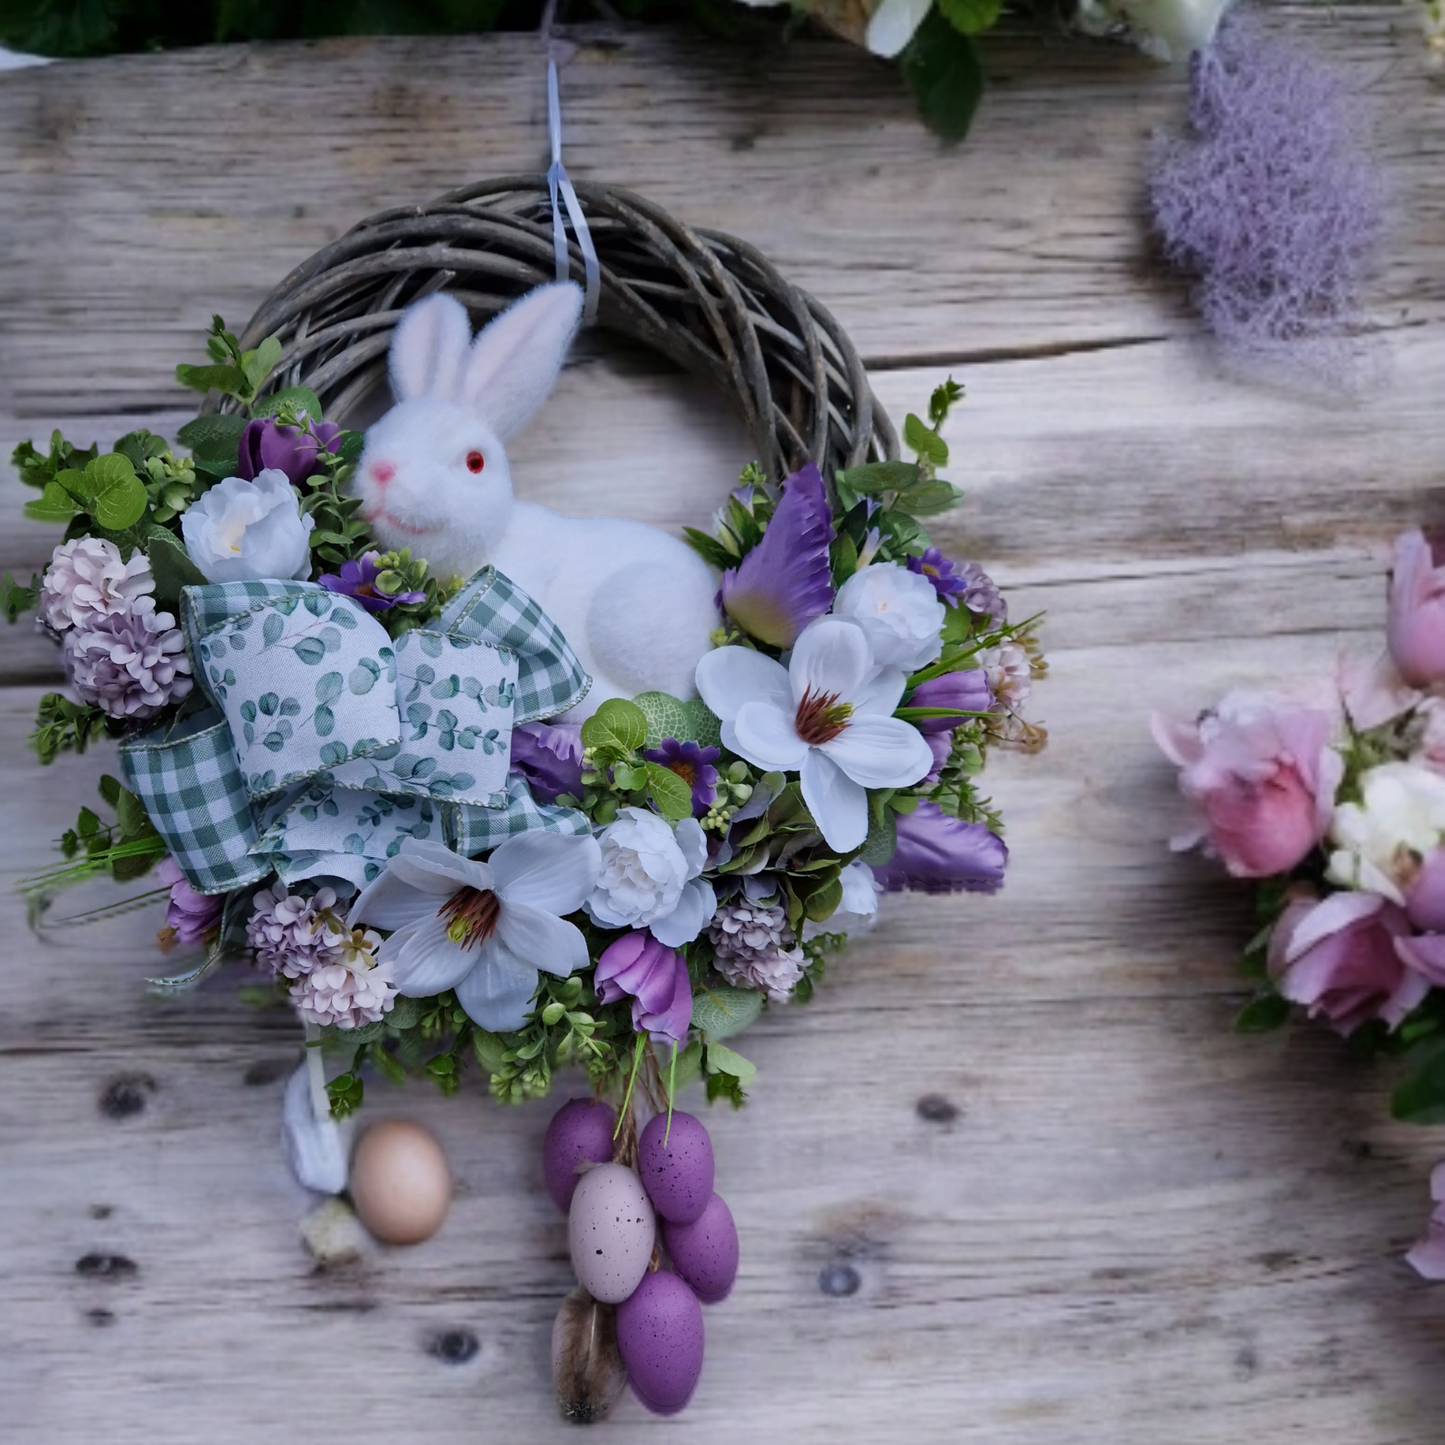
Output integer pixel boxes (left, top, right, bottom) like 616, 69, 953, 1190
1149, 15, 1384, 386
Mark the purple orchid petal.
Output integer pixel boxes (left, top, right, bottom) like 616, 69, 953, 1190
595, 931, 693, 1046
237, 416, 342, 487
907, 669, 993, 734
872, 801, 1008, 894
719, 462, 834, 648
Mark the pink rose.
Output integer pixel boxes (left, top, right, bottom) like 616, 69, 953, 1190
1387, 530, 1445, 687
1152, 694, 1342, 878
1268, 892, 1427, 1035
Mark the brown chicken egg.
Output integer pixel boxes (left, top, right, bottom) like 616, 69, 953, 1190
349, 1119, 452, 1245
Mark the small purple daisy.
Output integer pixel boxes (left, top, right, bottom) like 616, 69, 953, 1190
643, 738, 721, 816
318, 553, 425, 614
907, 549, 1006, 626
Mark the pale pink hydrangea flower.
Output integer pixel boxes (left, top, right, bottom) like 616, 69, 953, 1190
40, 537, 155, 634
63, 599, 192, 719
290, 952, 395, 1031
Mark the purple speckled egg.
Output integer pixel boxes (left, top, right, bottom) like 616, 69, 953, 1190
617, 1270, 705, 1416
637, 1111, 714, 1224
543, 1098, 616, 1213
661, 1192, 737, 1304
569, 1163, 656, 1305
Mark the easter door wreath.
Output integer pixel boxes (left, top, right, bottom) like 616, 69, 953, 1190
10, 175, 1044, 1420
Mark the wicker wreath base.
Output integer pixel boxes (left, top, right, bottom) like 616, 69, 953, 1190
219, 176, 896, 486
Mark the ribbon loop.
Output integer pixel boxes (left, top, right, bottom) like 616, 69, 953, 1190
547, 59, 600, 322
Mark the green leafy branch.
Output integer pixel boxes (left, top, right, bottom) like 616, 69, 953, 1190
23, 773, 166, 895
30, 693, 110, 765
175, 315, 283, 410
572, 698, 695, 823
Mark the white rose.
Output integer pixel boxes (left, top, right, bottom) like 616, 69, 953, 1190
1326, 761, 1445, 902
832, 562, 944, 675
802, 859, 881, 941
585, 807, 716, 945
181, 469, 315, 584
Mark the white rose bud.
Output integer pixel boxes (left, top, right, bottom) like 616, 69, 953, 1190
181, 469, 315, 584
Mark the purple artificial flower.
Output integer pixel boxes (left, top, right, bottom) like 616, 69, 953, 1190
594, 931, 693, 1046
907, 549, 1006, 625
63, 598, 193, 719
237, 416, 342, 487
643, 738, 720, 816
510, 720, 585, 803
1148, 16, 1382, 382
318, 552, 425, 615
872, 801, 1008, 895
155, 856, 223, 944
718, 462, 834, 649
906, 669, 992, 735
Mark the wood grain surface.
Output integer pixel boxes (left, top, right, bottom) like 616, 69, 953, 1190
2, 10, 1445, 1442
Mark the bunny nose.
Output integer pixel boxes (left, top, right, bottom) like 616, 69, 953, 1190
370, 460, 396, 485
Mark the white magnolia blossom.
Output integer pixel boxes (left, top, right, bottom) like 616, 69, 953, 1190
40, 536, 154, 633
181, 468, 315, 584
585, 807, 717, 947
803, 859, 882, 941
696, 615, 934, 852
832, 561, 945, 676
1326, 762, 1445, 903
348, 833, 602, 1032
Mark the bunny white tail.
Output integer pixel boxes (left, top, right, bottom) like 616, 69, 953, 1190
486, 502, 721, 717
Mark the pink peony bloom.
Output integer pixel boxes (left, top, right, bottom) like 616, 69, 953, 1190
1267, 892, 1428, 1035
1387, 530, 1445, 687
1152, 694, 1342, 878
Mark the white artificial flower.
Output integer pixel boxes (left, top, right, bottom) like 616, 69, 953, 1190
1326, 761, 1445, 903
347, 833, 602, 1032
585, 807, 717, 946
180, 469, 315, 584
696, 615, 935, 852
864, 0, 933, 56
980, 639, 1033, 710
832, 561, 945, 675
802, 859, 882, 941
39, 536, 154, 633
1074, 0, 1233, 61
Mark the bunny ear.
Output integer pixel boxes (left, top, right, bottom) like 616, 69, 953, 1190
458, 282, 583, 439
389, 292, 473, 403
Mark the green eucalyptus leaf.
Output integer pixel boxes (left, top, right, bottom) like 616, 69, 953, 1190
580, 697, 647, 756
691, 986, 763, 1040
835, 460, 921, 497
904, 412, 949, 465
857, 797, 898, 866
177, 412, 247, 453
703, 1040, 757, 1084
24, 481, 81, 524
251, 385, 323, 423
635, 691, 695, 748
88, 455, 148, 531
243, 336, 284, 390
176, 362, 248, 396
645, 761, 693, 820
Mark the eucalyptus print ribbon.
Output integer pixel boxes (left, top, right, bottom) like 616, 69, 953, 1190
122, 566, 590, 895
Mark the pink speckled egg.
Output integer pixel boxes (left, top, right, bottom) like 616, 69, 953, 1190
568, 1163, 656, 1305
543, 1098, 616, 1213
617, 1270, 705, 1416
661, 1192, 737, 1304
637, 1111, 714, 1224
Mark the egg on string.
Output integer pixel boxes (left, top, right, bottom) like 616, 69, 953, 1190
661, 1192, 738, 1304
637, 1111, 714, 1224
349, 1118, 452, 1245
616, 1270, 706, 1416
543, 1098, 617, 1213
569, 1162, 656, 1305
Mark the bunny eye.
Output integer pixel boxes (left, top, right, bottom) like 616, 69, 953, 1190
465, 450, 485, 474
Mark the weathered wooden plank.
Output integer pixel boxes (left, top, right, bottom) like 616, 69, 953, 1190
0, 8, 1440, 419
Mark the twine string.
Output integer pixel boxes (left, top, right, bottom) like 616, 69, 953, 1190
547, 59, 600, 322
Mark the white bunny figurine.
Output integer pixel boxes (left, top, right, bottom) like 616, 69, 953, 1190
355, 283, 721, 717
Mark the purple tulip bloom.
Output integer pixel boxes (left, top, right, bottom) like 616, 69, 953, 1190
318, 552, 426, 614
595, 931, 693, 1046
237, 415, 342, 487
907, 669, 992, 734
907, 549, 1006, 625
643, 738, 720, 816
510, 720, 585, 803
155, 856, 224, 944
718, 462, 834, 648
872, 801, 1008, 895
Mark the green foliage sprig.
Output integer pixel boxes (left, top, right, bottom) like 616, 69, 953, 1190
31, 693, 109, 764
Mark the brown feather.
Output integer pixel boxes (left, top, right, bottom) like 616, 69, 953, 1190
552, 1286, 627, 1424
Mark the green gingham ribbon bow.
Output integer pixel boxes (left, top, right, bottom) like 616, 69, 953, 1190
121, 567, 591, 894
